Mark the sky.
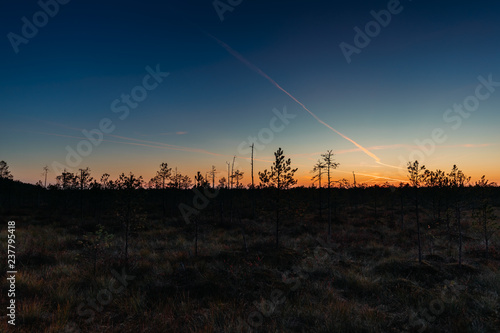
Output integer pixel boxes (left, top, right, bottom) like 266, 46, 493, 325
1, 0, 499, 186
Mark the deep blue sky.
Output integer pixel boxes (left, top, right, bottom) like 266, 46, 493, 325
1, 0, 499, 185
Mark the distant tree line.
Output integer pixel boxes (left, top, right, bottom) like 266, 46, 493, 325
1, 150, 499, 265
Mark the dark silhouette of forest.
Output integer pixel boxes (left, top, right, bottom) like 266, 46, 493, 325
1, 151, 499, 263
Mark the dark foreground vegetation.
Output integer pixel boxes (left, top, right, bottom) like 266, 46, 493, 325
1, 171, 499, 332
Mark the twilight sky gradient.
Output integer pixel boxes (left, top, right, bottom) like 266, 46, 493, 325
1, 0, 499, 186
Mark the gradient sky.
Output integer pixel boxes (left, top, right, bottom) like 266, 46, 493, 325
1, 0, 499, 186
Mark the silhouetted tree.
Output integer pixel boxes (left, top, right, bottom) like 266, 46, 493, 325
230, 156, 236, 189
209, 165, 217, 189
268, 147, 298, 247
157, 163, 171, 189
337, 178, 350, 189
56, 169, 77, 190
78, 224, 114, 277
218, 177, 227, 189
169, 167, 180, 189
258, 169, 272, 188
77, 167, 93, 190
408, 160, 426, 263
473, 175, 498, 260
77, 167, 93, 222
311, 159, 326, 220
0, 161, 13, 180
398, 182, 408, 230
179, 174, 192, 189
434, 169, 447, 220
232, 170, 244, 188
149, 175, 162, 189
116, 172, 143, 267
195, 171, 206, 188
168, 168, 191, 189
42, 165, 49, 188
156, 162, 171, 219
100, 173, 112, 190
448, 165, 470, 266
321, 150, 339, 239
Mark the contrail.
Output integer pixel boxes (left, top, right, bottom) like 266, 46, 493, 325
21, 126, 274, 163
335, 169, 406, 182
26, 120, 226, 157
31, 118, 216, 155
20, 130, 224, 155
107, 133, 226, 157
206, 33, 404, 169
107, 133, 273, 163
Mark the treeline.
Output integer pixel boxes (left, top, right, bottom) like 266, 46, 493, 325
0, 151, 499, 264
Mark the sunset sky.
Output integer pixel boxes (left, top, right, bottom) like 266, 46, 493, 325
1, 0, 499, 186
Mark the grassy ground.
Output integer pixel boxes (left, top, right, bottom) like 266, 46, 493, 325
1, 204, 499, 332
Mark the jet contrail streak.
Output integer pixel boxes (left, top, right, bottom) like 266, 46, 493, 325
207, 34, 406, 171
23, 131, 222, 154
335, 169, 406, 182
23, 129, 275, 163
108, 133, 274, 163
107, 133, 226, 157
206, 33, 384, 163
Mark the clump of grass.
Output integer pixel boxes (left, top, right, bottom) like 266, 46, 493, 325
332, 269, 382, 301
18, 297, 48, 327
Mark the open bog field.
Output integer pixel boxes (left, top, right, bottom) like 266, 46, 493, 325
1, 184, 499, 332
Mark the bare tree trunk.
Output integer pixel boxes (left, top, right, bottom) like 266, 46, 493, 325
230, 157, 235, 223
319, 186, 323, 221
327, 171, 331, 239
219, 196, 224, 225
416, 187, 422, 263
238, 212, 248, 253
80, 169, 84, 225
162, 179, 166, 222
251, 144, 255, 219
195, 217, 198, 257
457, 203, 462, 266
124, 192, 131, 269
483, 210, 489, 260
400, 192, 404, 229
445, 196, 452, 254
125, 217, 129, 268
276, 187, 280, 248
230, 193, 233, 224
